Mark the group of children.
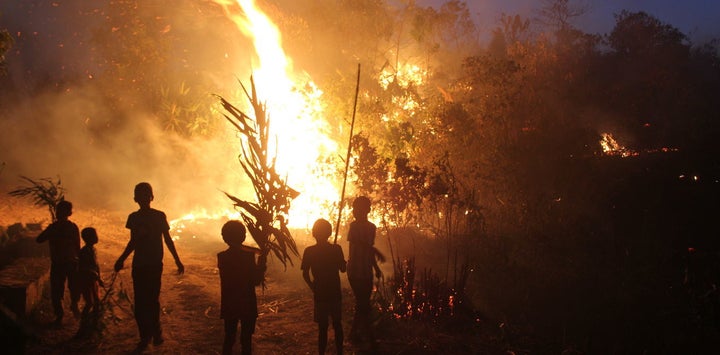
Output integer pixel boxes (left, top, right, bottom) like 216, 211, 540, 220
37, 182, 382, 354
218, 194, 382, 355
37, 182, 184, 351
35, 200, 102, 326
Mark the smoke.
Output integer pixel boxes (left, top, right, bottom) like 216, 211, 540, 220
0, 1, 254, 219
0, 80, 250, 217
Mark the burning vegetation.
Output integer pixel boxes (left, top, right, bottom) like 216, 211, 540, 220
1, 0, 720, 353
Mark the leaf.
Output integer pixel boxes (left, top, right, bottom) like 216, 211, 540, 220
218, 77, 300, 267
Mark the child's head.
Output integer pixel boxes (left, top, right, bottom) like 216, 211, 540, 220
134, 182, 154, 204
55, 200, 73, 219
312, 218, 332, 242
352, 196, 371, 218
81, 227, 98, 245
221, 220, 246, 247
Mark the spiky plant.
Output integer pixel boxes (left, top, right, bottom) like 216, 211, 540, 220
8, 176, 65, 222
217, 77, 299, 267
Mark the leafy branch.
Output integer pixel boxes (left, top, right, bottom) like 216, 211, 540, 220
216, 77, 299, 268
8, 176, 65, 221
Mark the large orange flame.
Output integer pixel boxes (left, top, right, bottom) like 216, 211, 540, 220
186, 0, 340, 229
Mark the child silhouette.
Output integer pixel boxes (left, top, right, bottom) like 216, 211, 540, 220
302, 218, 347, 354
114, 182, 184, 351
78, 227, 103, 316
36, 200, 81, 326
346, 196, 382, 344
218, 220, 267, 355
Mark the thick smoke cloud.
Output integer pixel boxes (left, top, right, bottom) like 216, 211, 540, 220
0, 78, 249, 216
0, 1, 254, 219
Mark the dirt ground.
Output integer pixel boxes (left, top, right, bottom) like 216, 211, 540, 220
3, 197, 437, 355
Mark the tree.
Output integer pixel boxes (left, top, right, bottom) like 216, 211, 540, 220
410, 0, 479, 70
608, 10, 687, 57
604, 11, 691, 148
534, 0, 588, 33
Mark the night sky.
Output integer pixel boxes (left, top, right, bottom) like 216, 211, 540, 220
419, 0, 720, 41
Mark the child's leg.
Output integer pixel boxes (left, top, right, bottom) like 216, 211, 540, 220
331, 301, 343, 355
348, 277, 372, 340
49, 265, 65, 322
81, 285, 92, 315
91, 281, 100, 313
68, 263, 81, 316
223, 318, 238, 355
318, 319, 329, 354
239, 317, 256, 355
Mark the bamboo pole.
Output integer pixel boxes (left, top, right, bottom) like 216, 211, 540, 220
334, 63, 361, 244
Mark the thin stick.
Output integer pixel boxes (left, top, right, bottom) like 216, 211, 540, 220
334, 63, 361, 244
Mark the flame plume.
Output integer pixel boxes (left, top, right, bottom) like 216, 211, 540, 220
192, 0, 341, 229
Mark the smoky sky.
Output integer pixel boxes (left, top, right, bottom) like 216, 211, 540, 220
0, 0, 254, 217
1, 0, 717, 222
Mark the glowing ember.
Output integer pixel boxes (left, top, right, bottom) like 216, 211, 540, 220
599, 132, 679, 158
599, 133, 636, 157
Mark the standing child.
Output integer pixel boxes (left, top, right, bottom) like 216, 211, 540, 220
346, 196, 382, 344
218, 220, 267, 355
114, 182, 184, 351
78, 227, 103, 316
36, 200, 81, 326
302, 218, 347, 355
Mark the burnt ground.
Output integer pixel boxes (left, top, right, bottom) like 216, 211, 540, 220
2, 197, 492, 355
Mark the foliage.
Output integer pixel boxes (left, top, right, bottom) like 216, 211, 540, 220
90, 0, 226, 137
159, 81, 218, 137
602, 11, 693, 148
409, 0, 479, 58
8, 176, 66, 222
0, 25, 13, 76
339, 5, 720, 351
217, 77, 299, 268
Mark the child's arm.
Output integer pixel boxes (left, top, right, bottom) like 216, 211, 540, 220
373, 258, 382, 279
302, 267, 314, 291
114, 238, 136, 272
72, 224, 80, 254
371, 247, 383, 279
337, 245, 347, 273
35, 223, 54, 243
300, 249, 314, 290
252, 252, 267, 286
93, 249, 104, 287
163, 230, 184, 274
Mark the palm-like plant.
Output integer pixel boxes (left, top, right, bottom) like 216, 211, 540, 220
8, 176, 65, 222
217, 77, 299, 268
